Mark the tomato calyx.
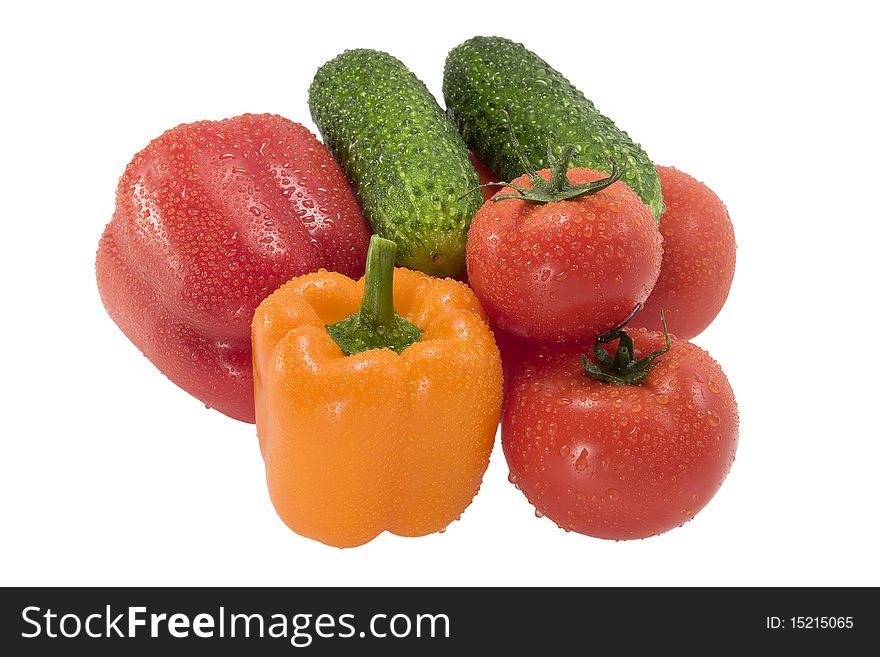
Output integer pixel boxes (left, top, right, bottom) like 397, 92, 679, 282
326, 235, 422, 356
582, 305, 671, 385
476, 110, 625, 205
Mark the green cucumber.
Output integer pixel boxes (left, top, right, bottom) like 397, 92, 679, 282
309, 49, 481, 278
443, 36, 665, 219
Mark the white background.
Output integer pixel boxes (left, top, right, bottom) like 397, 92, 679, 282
2, 0, 878, 586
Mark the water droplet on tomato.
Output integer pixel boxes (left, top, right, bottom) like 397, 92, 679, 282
575, 449, 588, 471
606, 488, 619, 500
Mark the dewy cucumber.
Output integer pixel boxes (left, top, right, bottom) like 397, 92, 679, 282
443, 36, 665, 219
309, 49, 481, 278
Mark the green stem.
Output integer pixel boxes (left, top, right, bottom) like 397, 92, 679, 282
326, 235, 422, 356
547, 144, 576, 193
581, 305, 671, 385
473, 110, 625, 205
359, 234, 397, 328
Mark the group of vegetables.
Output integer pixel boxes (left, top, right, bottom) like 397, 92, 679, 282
96, 36, 738, 548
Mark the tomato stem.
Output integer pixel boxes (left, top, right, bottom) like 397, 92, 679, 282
582, 305, 671, 385
472, 110, 625, 205
326, 235, 422, 356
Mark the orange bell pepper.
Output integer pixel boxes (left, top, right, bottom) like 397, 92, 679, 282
252, 235, 503, 547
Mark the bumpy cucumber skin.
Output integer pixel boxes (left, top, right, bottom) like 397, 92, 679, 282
309, 49, 481, 278
443, 36, 665, 219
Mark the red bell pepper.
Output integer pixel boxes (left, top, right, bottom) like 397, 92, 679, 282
96, 113, 371, 422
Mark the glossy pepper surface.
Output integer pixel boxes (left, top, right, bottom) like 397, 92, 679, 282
96, 113, 371, 422
252, 236, 503, 547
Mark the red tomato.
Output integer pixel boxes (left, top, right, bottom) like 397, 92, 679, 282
489, 319, 538, 392
466, 167, 661, 342
502, 327, 738, 540
468, 151, 500, 201
639, 166, 736, 339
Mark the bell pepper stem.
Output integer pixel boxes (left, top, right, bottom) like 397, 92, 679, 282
359, 234, 397, 328
326, 235, 423, 356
